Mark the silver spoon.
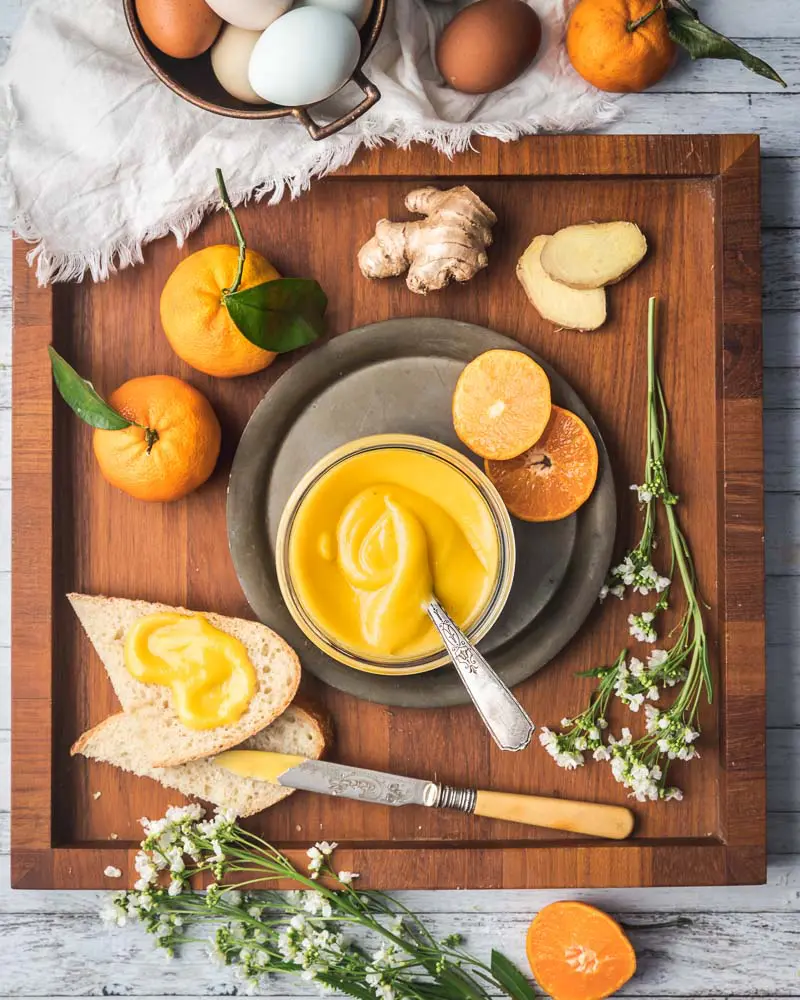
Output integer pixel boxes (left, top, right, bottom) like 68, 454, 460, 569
426, 597, 534, 752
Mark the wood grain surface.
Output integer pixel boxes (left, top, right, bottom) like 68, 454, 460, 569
10, 135, 765, 891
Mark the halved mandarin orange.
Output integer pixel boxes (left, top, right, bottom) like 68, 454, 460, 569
452, 349, 551, 461
526, 901, 636, 1000
485, 405, 598, 522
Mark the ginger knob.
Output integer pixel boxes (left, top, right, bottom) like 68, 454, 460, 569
357, 186, 497, 295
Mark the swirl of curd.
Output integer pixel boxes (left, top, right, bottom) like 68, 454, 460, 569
286, 446, 500, 659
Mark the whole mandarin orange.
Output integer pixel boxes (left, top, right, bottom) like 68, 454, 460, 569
567, 0, 676, 93
160, 245, 279, 378
92, 375, 221, 502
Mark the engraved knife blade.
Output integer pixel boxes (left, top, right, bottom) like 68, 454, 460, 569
214, 751, 435, 808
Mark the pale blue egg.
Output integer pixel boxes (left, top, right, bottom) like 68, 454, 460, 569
248, 7, 361, 106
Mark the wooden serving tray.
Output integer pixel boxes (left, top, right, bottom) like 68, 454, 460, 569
11, 135, 765, 890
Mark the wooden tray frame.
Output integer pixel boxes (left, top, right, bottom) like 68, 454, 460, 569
11, 135, 765, 890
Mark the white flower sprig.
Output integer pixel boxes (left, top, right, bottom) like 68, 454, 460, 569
105, 807, 535, 1000
540, 298, 713, 802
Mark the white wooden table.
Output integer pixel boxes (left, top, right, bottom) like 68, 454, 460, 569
1, 2, 798, 996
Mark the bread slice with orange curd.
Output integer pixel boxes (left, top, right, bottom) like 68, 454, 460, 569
72, 703, 328, 818
68, 593, 302, 767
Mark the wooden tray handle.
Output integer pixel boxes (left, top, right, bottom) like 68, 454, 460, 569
292, 71, 381, 142
474, 790, 635, 840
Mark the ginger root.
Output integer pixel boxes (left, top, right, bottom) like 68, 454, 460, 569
357, 186, 497, 295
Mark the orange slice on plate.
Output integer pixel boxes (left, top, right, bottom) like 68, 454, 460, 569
485, 405, 598, 522
452, 349, 551, 461
526, 901, 637, 1000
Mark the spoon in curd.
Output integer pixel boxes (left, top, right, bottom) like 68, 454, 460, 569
426, 598, 534, 752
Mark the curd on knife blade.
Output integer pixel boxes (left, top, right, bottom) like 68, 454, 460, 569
285, 441, 501, 660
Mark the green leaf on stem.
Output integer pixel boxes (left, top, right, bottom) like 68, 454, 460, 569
667, 8, 786, 87
315, 975, 375, 1000
490, 951, 537, 1000
48, 346, 132, 430
224, 277, 328, 353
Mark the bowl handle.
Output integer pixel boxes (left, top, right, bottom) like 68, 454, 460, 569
292, 70, 381, 141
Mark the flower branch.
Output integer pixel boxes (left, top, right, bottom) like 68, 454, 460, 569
539, 297, 712, 802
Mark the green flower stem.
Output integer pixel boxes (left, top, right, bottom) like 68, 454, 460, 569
215, 168, 247, 297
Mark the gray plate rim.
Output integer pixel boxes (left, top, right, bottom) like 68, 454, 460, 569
227, 318, 616, 708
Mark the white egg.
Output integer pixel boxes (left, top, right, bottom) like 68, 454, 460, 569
248, 8, 361, 107
205, 0, 291, 31
211, 25, 268, 104
294, 0, 373, 29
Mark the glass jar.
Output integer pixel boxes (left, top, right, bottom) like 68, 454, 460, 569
275, 434, 516, 676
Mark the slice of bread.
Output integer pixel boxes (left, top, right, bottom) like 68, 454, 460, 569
72, 704, 327, 818
68, 593, 302, 767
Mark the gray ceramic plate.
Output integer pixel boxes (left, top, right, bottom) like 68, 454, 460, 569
227, 318, 615, 708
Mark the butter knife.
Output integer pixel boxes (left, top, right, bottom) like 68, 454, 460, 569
214, 750, 635, 840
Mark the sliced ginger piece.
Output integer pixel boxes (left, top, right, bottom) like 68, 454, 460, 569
485, 406, 598, 522
517, 235, 607, 331
452, 349, 551, 461
540, 221, 647, 290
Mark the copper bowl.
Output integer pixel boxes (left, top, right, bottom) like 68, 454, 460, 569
122, 0, 385, 141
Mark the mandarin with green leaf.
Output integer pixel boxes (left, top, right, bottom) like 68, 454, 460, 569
566, 0, 676, 93
160, 244, 280, 378
93, 375, 221, 502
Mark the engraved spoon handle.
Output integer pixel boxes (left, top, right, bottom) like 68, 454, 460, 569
426, 598, 534, 752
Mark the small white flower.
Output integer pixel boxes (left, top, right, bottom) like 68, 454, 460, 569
167, 878, 182, 897
647, 685, 660, 701
103, 866, 122, 879
290, 914, 306, 931
338, 870, 358, 885
664, 787, 684, 802
315, 841, 337, 857
610, 584, 625, 599
560, 717, 572, 727
592, 746, 611, 762
630, 483, 654, 504
588, 727, 600, 741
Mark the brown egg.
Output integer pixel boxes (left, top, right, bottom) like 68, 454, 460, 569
436, 0, 542, 95
136, 0, 222, 59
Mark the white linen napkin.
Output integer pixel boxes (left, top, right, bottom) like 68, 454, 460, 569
0, 0, 616, 284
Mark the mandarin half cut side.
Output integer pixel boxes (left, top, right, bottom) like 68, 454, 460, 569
452, 349, 552, 461
526, 901, 637, 1000
485, 405, 598, 522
